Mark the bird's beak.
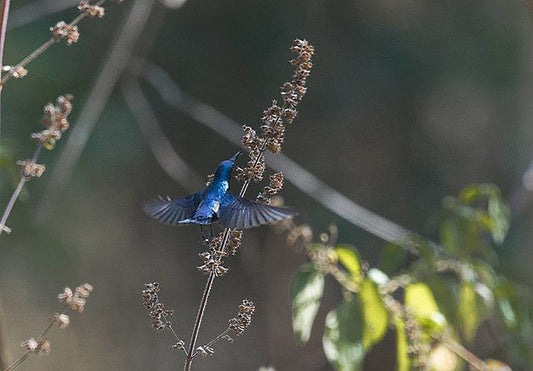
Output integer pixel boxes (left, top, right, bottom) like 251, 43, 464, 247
230, 151, 242, 162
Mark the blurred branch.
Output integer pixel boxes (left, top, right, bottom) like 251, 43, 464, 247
0, 0, 9, 144
0, 295, 8, 371
134, 60, 441, 256
39, 0, 156, 219
8, 0, 77, 30
120, 75, 202, 191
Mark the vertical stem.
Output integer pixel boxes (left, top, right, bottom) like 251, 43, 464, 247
184, 272, 216, 371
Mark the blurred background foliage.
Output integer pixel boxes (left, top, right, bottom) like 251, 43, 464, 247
0, 0, 533, 370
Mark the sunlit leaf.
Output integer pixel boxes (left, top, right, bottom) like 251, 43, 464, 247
428, 343, 458, 371
291, 264, 324, 343
334, 245, 362, 284
405, 282, 446, 333
323, 298, 364, 371
484, 359, 512, 371
394, 317, 410, 371
458, 282, 481, 342
360, 279, 388, 348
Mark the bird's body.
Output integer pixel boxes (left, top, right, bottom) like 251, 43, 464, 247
144, 152, 296, 229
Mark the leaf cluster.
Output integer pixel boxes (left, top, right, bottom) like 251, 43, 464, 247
290, 184, 531, 370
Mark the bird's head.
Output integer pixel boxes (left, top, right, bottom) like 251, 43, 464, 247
214, 151, 242, 181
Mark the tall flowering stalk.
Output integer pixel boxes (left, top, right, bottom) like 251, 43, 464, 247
5, 283, 93, 371
185, 39, 313, 370
142, 39, 314, 370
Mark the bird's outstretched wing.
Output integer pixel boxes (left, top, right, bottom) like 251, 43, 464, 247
143, 192, 202, 225
217, 193, 297, 229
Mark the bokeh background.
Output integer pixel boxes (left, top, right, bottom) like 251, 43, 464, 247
0, 0, 532, 369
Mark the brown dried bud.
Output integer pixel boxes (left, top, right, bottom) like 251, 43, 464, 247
20, 338, 51, 356
226, 229, 243, 256
51, 21, 80, 45
58, 287, 73, 303
78, 1, 105, 17
17, 160, 45, 179
2, 65, 28, 78
54, 313, 70, 329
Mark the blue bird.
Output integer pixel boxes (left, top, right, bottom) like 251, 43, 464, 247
143, 152, 297, 229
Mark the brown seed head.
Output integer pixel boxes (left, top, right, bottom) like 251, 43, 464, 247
78, 1, 105, 17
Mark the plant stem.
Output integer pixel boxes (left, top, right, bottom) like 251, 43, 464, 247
184, 137, 272, 370
0, 0, 107, 86
4, 304, 68, 371
440, 335, 486, 370
184, 272, 216, 371
0, 177, 25, 235
0, 143, 42, 235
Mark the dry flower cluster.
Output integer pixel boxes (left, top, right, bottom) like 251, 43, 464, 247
0, 95, 73, 235
236, 39, 314, 183
5, 283, 93, 371
141, 282, 175, 333
228, 299, 255, 336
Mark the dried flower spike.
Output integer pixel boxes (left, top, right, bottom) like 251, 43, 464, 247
57, 283, 93, 312
257, 172, 284, 204
228, 299, 255, 336
236, 39, 313, 183
198, 249, 229, 277
142, 282, 175, 332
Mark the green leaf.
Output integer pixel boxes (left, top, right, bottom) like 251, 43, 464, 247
323, 299, 364, 371
405, 282, 446, 334
459, 183, 498, 204
379, 243, 406, 275
394, 317, 410, 371
360, 279, 388, 348
291, 264, 325, 343
488, 195, 510, 245
334, 245, 362, 284
458, 282, 481, 342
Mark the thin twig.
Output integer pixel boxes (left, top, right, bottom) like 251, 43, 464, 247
0, 294, 9, 371
0, 143, 43, 235
0, 0, 107, 86
439, 334, 486, 370
5, 304, 68, 371
191, 327, 231, 358
39, 0, 156, 221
